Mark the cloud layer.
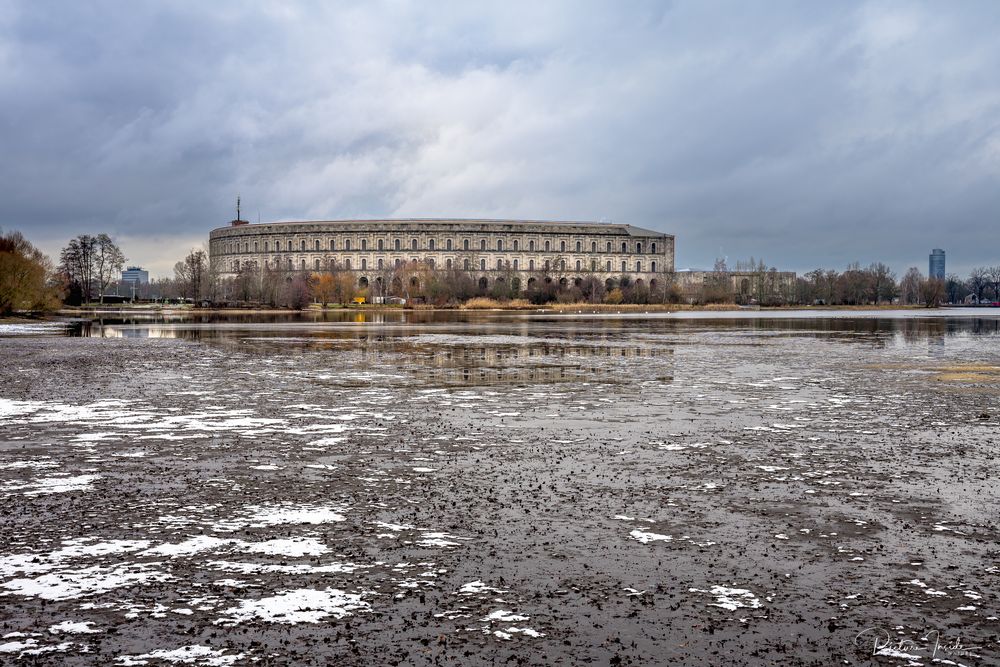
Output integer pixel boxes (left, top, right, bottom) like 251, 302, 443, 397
2, 1, 999, 277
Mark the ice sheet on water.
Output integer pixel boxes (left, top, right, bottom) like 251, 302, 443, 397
2, 473, 101, 496
49, 621, 99, 634
116, 645, 246, 666
1, 538, 151, 577
3, 563, 171, 600
458, 581, 507, 595
688, 585, 763, 611
210, 503, 347, 531
215, 588, 368, 625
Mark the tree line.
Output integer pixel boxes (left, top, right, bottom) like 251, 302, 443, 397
3, 228, 1000, 313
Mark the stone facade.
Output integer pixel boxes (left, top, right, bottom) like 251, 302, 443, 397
209, 219, 674, 291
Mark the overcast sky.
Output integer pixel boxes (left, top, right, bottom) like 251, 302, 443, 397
2, 1, 999, 277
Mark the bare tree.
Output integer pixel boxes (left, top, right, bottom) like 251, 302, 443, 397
899, 267, 923, 305
94, 234, 125, 303
59, 235, 96, 303
174, 249, 208, 302
969, 267, 989, 303
920, 278, 946, 308
988, 266, 1000, 302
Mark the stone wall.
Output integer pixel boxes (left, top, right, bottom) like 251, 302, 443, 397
209, 219, 675, 290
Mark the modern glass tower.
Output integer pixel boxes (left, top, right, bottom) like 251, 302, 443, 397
929, 249, 945, 280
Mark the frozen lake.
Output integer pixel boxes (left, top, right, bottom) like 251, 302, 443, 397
1, 310, 999, 664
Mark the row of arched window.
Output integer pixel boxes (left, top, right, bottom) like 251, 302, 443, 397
221, 237, 659, 255
235, 257, 658, 273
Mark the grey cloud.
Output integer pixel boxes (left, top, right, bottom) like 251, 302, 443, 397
1, 1, 999, 277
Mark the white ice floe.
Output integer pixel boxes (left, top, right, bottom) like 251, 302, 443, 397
629, 530, 673, 544
458, 581, 507, 595
506, 627, 545, 637
482, 610, 529, 622
3, 563, 171, 600
49, 621, 99, 634
215, 588, 368, 625
1, 538, 151, 577
211, 503, 347, 531
374, 521, 415, 532
689, 585, 763, 611
0, 638, 74, 656
116, 645, 246, 665
412, 467, 438, 473
2, 473, 101, 496
415, 532, 467, 548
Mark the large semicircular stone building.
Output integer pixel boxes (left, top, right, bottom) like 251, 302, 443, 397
209, 218, 675, 292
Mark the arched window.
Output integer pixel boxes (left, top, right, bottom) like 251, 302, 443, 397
513, 240, 518, 251
497, 258, 503, 270
560, 259, 566, 271
301, 240, 306, 251
606, 260, 612, 271
288, 241, 293, 251
264, 241, 269, 252
329, 239, 335, 251
288, 259, 293, 270
497, 239, 503, 251
636, 261, 642, 272
446, 258, 452, 269
377, 258, 384, 270
361, 258, 367, 270
315, 240, 321, 251
651, 261, 657, 272
446, 239, 452, 250
529, 259, 534, 271
544, 260, 550, 271
621, 261, 627, 272
621, 242, 627, 253
395, 258, 402, 268
591, 241, 596, 252
651, 242, 657, 253
636, 242, 642, 254
254, 241, 258, 251
559, 240, 565, 252
544, 240, 550, 252
428, 239, 435, 250
411, 239, 417, 250
591, 260, 596, 271
480, 239, 486, 251
576, 260, 581, 271
513, 259, 519, 270
606, 241, 611, 253
575, 241, 580, 252
529, 240, 535, 251
480, 258, 486, 270
301, 259, 306, 269
464, 259, 470, 270
345, 258, 351, 269
361, 239, 367, 250
463, 239, 469, 250
315, 258, 321, 270
394, 239, 401, 250
345, 239, 352, 251
378, 239, 384, 250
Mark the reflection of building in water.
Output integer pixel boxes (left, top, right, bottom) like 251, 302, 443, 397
422, 344, 672, 386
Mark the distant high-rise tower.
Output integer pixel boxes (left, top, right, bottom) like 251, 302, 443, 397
929, 248, 945, 280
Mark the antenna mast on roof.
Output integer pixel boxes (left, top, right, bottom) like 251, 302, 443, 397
237, 195, 241, 221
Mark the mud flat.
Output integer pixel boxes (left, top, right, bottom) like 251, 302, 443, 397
1, 311, 999, 665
